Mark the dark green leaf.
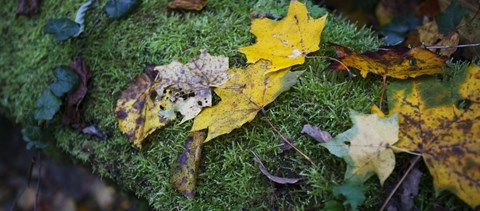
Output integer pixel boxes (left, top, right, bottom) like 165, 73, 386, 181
380, 13, 421, 45
436, 0, 467, 34
105, 0, 140, 19
21, 126, 50, 150
50, 65, 80, 97
43, 18, 80, 41
333, 180, 366, 210
34, 89, 61, 120
322, 200, 344, 211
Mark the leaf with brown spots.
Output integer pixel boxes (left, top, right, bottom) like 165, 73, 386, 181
238, 1, 328, 73
378, 64, 480, 208
328, 43, 446, 79
115, 74, 171, 148
170, 131, 205, 199
167, 0, 207, 11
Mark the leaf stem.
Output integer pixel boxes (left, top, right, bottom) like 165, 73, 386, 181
425, 43, 480, 49
389, 145, 422, 156
261, 108, 314, 165
305, 55, 356, 77
380, 155, 421, 211
379, 75, 387, 110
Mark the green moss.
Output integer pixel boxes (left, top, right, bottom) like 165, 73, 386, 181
0, 0, 471, 210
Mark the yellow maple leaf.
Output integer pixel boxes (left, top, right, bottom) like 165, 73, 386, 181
191, 60, 303, 142
115, 74, 169, 148
238, 1, 327, 73
321, 111, 399, 185
328, 43, 446, 79
380, 64, 480, 208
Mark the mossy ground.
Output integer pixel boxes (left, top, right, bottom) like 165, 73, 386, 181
0, 0, 472, 210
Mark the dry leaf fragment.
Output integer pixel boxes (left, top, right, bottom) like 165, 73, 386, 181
191, 60, 303, 142
321, 111, 399, 185
252, 152, 302, 184
328, 43, 446, 79
379, 64, 480, 208
417, 21, 460, 57
168, 0, 207, 11
301, 124, 332, 143
63, 56, 91, 127
154, 49, 229, 124
239, 1, 327, 73
170, 131, 205, 199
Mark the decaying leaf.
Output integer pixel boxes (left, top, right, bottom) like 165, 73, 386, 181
321, 111, 399, 184
63, 56, 91, 127
115, 74, 168, 148
301, 124, 332, 143
168, 0, 207, 11
81, 124, 107, 140
191, 60, 303, 142
252, 152, 302, 184
239, 1, 327, 73
417, 21, 459, 57
170, 131, 205, 199
16, 0, 40, 17
380, 64, 480, 208
386, 167, 422, 211
328, 43, 446, 79
154, 49, 229, 124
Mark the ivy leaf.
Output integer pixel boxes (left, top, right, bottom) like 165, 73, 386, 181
191, 60, 303, 142
380, 64, 480, 208
436, 0, 467, 34
239, 1, 328, 73
321, 111, 399, 185
105, 0, 140, 19
328, 43, 446, 79
50, 65, 79, 97
21, 126, 51, 150
332, 180, 366, 210
44, 18, 80, 41
170, 131, 205, 199
34, 89, 62, 120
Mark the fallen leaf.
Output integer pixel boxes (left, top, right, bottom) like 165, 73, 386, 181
239, 1, 327, 73
44, 18, 80, 41
16, 0, 40, 17
328, 43, 446, 79
301, 124, 332, 143
252, 152, 302, 184
21, 126, 51, 150
332, 180, 365, 210
417, 21, 459, 57
170, 131, 205, 199
115, 74, 168, 148
386, 167, 422, 211
63, 57, 91, 127
81, 124, 108, 140
382, 64, 480, 208
168, 0, 207, 11
154, 49, 229, 124
277, 138, 294, 154
436, 0, 467, 34
74, 0, 97, 36
321, 111, 399, 184
50, 65, 79, 97
191, 60, 303, 142
105, 0, 140, 19
34, 89, 62, 120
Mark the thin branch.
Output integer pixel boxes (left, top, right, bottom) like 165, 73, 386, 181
306, 55, 356, 77
261, 108, 314, 165
425, 43, 480, 49
380, 155, 422, 211
379, 75, 387, 110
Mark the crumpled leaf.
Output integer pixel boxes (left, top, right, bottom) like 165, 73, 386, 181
115, 74, 168, 148
154, 49, 229, 124
81, 124, 108, 140
417, 21, 459, 57
301, 124, 332, 143
191, 60, 303, 142
321, 111, 399, 184
63, 57, 91, 127
239, 1, 327, 73
168, 0, 207, 11
332, 180, 365, 210
378, 64, 480, 208
328, 43, 446, 79
386, 167, 422, 211
16, 0, 40, 17
44, 18, 80, 41
105, 0, 140, 19
252, 152, 302, 184
170, 131, 205, 199
50, 65, 79, 97
75, 0, 97, 36
34, 89, 62, 120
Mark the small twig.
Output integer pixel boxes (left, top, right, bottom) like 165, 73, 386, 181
380, 155, 422, 211
425, 43, 480, 49
34, 150, 42, 211
305, 55, 356, 77
379, 75, 387, 110
261, 108, 314, 165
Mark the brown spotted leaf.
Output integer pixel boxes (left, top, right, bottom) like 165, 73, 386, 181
328, 43, 446, 79
378, 64, 480, 208
154, 49, 229, 124
170, 131, 206, 199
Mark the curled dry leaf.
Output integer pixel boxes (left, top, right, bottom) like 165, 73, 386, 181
168, 0, 207, 11
239, 1, 328, 73
301, 124, 332, 143
81, 124, 107, 140
328, 43, 446, 79
63, 56, 91, 127
417, 21, 459, 57
252, 152, 302, 184
191, 60, 303, 142
170, 131, 205, 199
